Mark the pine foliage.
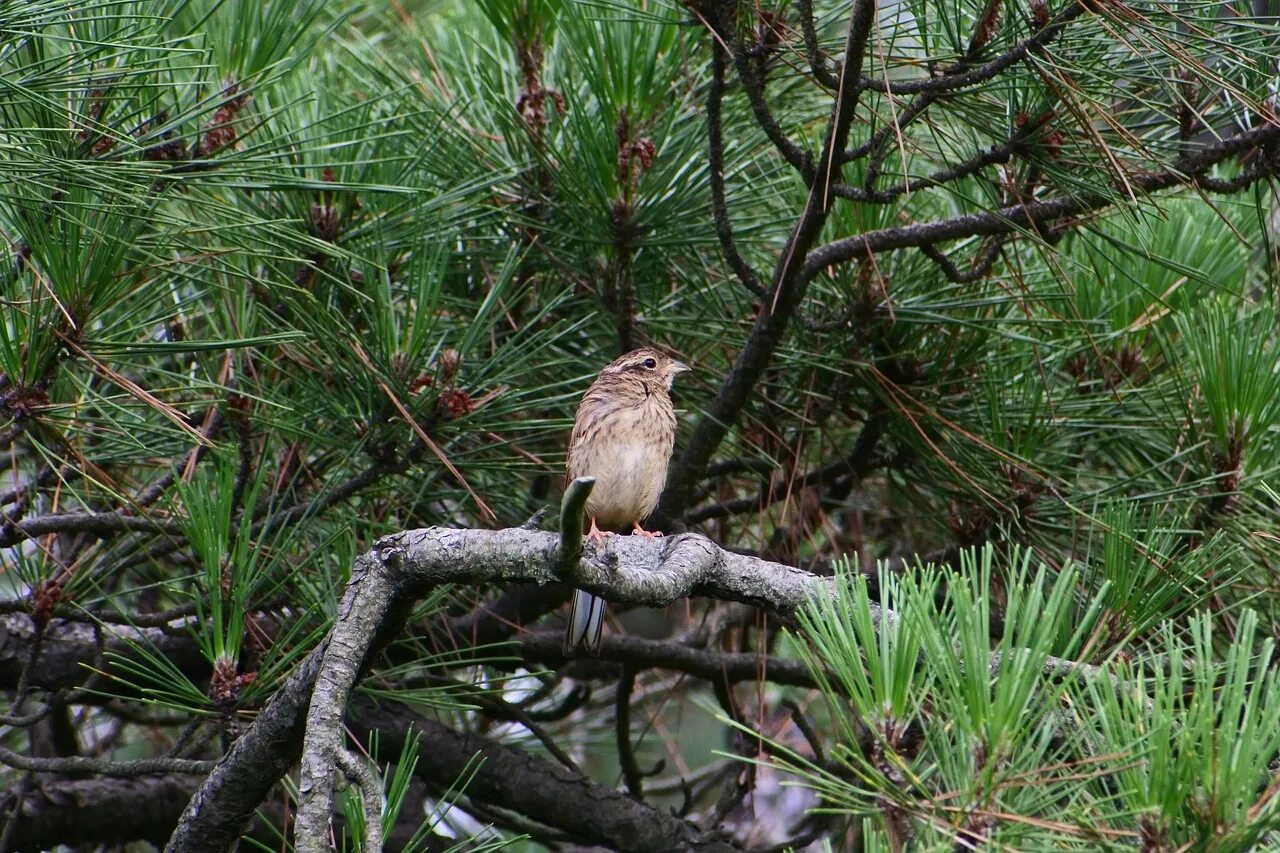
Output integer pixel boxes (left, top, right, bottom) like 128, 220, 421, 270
2, 0, 1280, 849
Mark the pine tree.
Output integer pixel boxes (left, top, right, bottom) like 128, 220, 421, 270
2, 0, 1280, 849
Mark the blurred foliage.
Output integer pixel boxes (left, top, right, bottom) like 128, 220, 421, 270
1, 0, 1279, 849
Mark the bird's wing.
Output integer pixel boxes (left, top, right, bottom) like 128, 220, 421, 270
565, 386, 612, 483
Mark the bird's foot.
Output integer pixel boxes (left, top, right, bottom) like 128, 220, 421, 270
587, 519, 610, 546
631, 523, 663, 539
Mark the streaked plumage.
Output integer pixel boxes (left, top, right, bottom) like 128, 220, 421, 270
563, 347, 689, 655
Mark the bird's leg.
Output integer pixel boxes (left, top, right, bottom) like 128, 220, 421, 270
587, 518, 609, 546
631, 522, 663, 539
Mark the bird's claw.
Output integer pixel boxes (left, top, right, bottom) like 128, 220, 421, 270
631, 524, 662, 539
587, 519, 610, 546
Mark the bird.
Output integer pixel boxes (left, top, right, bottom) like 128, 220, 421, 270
562, 347, 689, 655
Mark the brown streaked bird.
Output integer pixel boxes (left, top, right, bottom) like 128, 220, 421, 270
563, 347, 689, 655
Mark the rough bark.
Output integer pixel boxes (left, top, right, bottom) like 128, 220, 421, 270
2, 775, 199, 852
0, 612, 208, 692
286, 525, 860, 851
164, 643, 326, 853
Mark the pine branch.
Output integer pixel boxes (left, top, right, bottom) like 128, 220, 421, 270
801, 120, 1280, 284
659, 0, 878, 523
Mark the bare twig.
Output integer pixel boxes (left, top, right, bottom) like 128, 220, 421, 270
517, 632, 821, 690
858, 92, 937, 187
685, 413, 885, 524
407, 672, 580, 772
0, 511, 183, 547
920, 238, 1007, 284
838, 112, 1049, 201
779, 698, 826, 765
0, 744, 212, 777
615, 664, 646, 798
728, 31, 814, 180
132, 408, 224, 509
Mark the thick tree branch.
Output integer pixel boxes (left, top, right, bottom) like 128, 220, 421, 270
0, 612, 207, 692
295, 564, 395, 853
1, 775, 200, 852
0, 772, 442, 853
391, 527, 847, 616
165, 644, 327, 853
290, 525, 864, 851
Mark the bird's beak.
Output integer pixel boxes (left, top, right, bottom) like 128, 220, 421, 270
671, 360, 691, 375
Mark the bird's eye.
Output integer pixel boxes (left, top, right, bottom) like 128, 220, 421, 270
643, 357, 657, 369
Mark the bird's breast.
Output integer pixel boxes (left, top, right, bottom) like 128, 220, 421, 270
569, 395, 676, 531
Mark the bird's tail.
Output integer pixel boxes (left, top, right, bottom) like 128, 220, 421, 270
564, 588, 606, 655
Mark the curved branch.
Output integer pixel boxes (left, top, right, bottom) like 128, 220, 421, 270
796, 0, 840, 90
289, 525, 866, 850
729, 38, 814, 179
920, 237, 1007, 283
334, 750, 382, 853
859, 93, 938, 187
836, 114, 1048, 202
615, 664, 646, 797
802, 120, 1280, 284
852, 2, 1087, 100
295, 557, 396, 853
685, 413, 885, 524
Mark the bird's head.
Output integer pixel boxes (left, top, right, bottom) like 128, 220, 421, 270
599, 347, 690, 392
